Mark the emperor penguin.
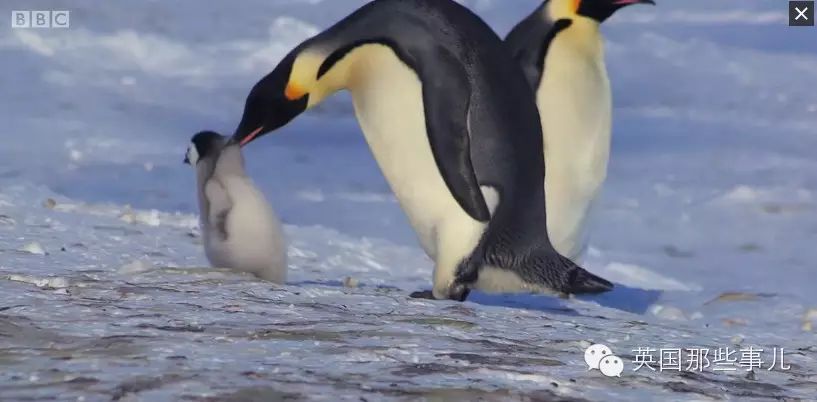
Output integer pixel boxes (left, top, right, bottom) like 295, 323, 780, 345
230, 0, 613, 301
184, 131, 287, 283
505, 0, 655, 261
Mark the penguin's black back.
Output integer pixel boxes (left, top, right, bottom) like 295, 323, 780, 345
307, 0, 547, 226
504, 1, 555, 89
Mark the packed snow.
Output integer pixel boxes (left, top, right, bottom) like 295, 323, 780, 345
1, 0, 816, 400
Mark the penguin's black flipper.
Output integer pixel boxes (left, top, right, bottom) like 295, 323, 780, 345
203, 177, 234, 241
419, 46, 490, 223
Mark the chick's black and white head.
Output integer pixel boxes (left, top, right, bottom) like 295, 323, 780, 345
184, 131, 226, 166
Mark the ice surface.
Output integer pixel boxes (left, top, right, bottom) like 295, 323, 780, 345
1, 0, 816, 400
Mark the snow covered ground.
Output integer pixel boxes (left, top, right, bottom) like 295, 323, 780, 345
1, 0, 816, 400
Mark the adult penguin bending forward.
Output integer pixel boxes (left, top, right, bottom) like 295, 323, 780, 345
231, 0, 613, 301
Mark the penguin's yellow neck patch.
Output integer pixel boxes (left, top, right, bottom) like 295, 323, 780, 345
561, 18, 604, 52
287, 51, 331, 106
284, 82, 306, 101
545, 0, 603, 53
549, 0, 582, 20
549, 0, 602, 33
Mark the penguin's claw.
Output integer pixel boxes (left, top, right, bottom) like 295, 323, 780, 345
449, 284, 471, 302
409, 286, 470, 302
409, 290, 436, 299
565, 266, 614, 295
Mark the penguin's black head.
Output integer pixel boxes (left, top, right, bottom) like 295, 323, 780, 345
231, 50, 309, 148
184, 131, 226, 165
576, 0, 655, 23
232, 41, 359, 147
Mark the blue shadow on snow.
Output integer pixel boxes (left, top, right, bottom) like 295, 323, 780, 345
292, 280, 662, 316
467, 283, 662, 316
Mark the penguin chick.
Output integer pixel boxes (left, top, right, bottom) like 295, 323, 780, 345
184, 131, 287, 283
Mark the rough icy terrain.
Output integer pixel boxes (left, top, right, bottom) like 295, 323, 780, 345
1, 0, 817, 400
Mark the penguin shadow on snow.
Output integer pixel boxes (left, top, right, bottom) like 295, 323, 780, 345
460, 284, 662, 316
294, 280, 660, 316
579, 284, 663, 315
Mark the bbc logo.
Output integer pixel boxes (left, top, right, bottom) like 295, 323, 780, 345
11, 10, 70, 28
789, 1, 814, 26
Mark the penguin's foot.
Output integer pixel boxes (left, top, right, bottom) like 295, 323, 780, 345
409, 290, 435, 299
513, 253, 614, 296
564, 265, 614, 295
448, 284, 471, 302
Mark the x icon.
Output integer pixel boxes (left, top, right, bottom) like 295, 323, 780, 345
795, 6, 809, 20
790, 1, 815, 26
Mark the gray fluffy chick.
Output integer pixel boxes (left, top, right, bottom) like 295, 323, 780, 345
184, 131, 287, 283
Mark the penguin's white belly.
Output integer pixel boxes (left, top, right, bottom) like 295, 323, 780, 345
203, 177, 287, 283
538, 36, 612, 261
348, 50, 485, 264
